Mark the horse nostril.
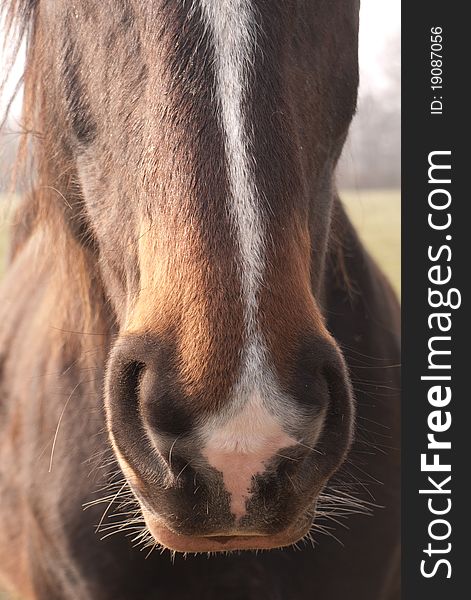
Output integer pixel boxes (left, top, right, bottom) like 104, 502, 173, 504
139, 378, 195, 438
115, 361, 145, 405
107, 334, 196, 449
105, 356, 147, 446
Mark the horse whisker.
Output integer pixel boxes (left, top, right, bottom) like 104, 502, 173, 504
49, 381, 82, 473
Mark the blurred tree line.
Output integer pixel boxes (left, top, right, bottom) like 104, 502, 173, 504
337, 34, 400, 189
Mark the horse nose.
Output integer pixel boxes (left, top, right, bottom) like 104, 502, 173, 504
105, 332, 354, 549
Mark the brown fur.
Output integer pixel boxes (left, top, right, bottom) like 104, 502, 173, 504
0, 1, 400, 599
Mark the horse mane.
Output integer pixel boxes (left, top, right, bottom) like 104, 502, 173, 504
1, 0, 114, 356
1, 0, 38, 188
3, 0, 59, 221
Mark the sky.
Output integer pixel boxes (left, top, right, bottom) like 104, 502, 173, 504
359, 0, 400, 93
1, 0, 401, 120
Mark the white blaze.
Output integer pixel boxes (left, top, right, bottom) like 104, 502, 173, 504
202, 396, 298, 518
199, 1, 302, 517
199, 0, 268, 388
199, 0, 263, 330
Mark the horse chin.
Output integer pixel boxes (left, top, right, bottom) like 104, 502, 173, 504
141, 508, 312, 554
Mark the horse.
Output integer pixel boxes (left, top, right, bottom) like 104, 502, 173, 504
0, 1, 400, 598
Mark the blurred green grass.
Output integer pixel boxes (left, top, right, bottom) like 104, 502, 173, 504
341, 188, 400, 297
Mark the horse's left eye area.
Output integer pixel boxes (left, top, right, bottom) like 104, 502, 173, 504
105, 333, 353, 553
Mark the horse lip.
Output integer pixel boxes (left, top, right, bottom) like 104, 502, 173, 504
143, 512, 310, 553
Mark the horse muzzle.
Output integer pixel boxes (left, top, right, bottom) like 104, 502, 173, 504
104, 332, 354, 553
